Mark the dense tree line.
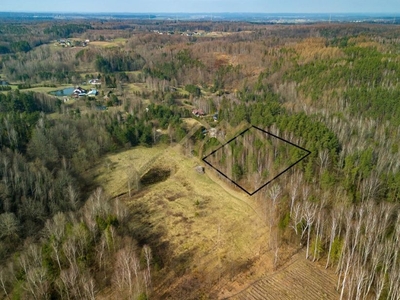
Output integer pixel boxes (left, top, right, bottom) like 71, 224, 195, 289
0, 188, 153, 299
95, 51, 146, 73
2, 45, 81, 83
0, 91, 58, 151
143, 49, 203, 82
43, 24, 92, 38
0, 22, 50, 55
107, 103, 187, 147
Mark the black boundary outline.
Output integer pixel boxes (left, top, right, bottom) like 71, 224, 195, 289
202, 125, 311, 196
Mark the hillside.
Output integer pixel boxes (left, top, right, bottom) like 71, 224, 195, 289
88, 140, 338, 299
1, 19, 400, 300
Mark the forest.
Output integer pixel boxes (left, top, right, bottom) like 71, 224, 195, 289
0, 17, 400, 299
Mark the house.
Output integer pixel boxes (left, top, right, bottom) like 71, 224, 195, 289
88, 79, 101, 85
87, 89, 98, 97
59, 39, 72, 47
73, 87, 87, 95
192, 109, 206, 117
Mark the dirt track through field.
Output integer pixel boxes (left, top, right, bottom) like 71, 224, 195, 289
228, 254, 339, 300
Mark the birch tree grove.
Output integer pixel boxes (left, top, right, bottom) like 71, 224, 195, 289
0, 188, 153, 299
288, 196, 400, 299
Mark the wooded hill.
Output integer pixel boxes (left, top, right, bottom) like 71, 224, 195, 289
0, 20, 400, 299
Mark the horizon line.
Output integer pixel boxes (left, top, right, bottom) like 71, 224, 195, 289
1, 11, 400, 15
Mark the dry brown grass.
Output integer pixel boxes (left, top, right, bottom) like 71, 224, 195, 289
86, 145, 166, 197
90, 142, 337, 299
89, 39, 127, 48
293, 38, 346, 64
125, 83, 145, 93
131, 145, 273, 298
90, 143, 273, 297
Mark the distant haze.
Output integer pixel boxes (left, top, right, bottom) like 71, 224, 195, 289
1, 0, 399, 14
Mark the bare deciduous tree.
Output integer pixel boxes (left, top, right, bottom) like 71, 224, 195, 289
303, 201, 317, 259
289, 172, 302, 215
143, 245, 152, 288
24, 267, 49, 300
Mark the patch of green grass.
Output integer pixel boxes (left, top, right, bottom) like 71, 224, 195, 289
85, 145, 167, 197
113, 38, 128, 43
126, 83, 144, 93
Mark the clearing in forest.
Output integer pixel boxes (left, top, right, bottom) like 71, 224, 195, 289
92, 143, 273, 298
203, 125, 310, 195
89, 138, 338, 298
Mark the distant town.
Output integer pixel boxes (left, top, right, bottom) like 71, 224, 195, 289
0, 12, 399, 24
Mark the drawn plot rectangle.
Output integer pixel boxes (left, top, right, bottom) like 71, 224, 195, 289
202, 125, 311, 195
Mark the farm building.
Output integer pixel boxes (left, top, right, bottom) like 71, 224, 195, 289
192, 109, 206, 117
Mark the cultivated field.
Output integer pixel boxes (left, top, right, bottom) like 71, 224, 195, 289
228, 253, 339, 299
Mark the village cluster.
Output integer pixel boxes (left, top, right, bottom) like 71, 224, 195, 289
152, 30, 204, 36
58, 39, 90, 47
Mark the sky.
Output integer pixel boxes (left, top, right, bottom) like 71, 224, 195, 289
1, 0, 399, 14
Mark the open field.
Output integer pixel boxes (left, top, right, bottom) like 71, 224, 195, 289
89, 139, 339, 299
89, 38, 127, 48
106, 144, 271, 298
1, 85, 70, 94
27, 86, 70, 93
85, 145, 167, 197
125, 82, 146, 93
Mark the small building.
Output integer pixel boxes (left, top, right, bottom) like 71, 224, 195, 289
209, 128, 217, 138
73, 87, 86, 95
0, 80, 9, 86
88, 79, 101, 85
195, 166, 205, 174
192, 109, 206, 117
